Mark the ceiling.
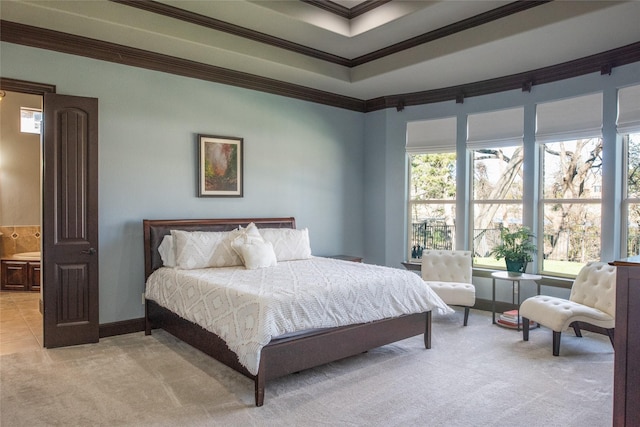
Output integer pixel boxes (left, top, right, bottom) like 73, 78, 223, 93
2, 0, 640, 101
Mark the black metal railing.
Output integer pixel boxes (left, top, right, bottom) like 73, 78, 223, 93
410, 221, 454, 259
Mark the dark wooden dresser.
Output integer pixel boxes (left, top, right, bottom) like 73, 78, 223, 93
610, 256, 640, 427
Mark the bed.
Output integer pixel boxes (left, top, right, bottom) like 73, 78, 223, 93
143, 217, 450, 406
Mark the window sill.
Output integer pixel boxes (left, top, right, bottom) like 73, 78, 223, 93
402, 262, 574, 289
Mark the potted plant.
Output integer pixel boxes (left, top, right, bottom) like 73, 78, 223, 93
490, 226, 537, 276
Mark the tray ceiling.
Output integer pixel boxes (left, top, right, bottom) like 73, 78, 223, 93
2, 0, 639, 101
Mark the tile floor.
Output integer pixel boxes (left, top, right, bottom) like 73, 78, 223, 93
0, 291, 42, 355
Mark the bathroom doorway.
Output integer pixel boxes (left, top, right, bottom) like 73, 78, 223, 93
0, 79, 100, 350
0, 90, 43, 354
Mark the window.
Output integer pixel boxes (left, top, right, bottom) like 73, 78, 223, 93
407, 117, 457, 260
467, 108, 524, 269
537, 93, 603, 276
618, 84, 640, 257
540, 138, 602, 275
405, 81, 640, 277
20, 107, 42, 134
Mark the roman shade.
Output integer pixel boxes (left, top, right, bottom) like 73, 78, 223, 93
467, 107, 524, 150
617, 84, 640, 134
406, 117, 456, 153
536, 93, 603, 142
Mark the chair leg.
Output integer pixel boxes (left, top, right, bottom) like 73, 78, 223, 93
553, 331, 561, 356
523, 317, 530, 341
607, 328, 615, 348
463, 307, 470, 326
571, 322, 582, 337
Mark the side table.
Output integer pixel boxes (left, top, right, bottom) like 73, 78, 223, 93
491, 271, 542, 330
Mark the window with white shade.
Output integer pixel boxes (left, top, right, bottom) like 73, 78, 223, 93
618, 84, 640, 257
537, 93, 603, 276
403, 76, 640, 278
468, 107, 524, 269
406, 117, 457, 260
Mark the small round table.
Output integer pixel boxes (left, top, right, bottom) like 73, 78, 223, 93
491, 271, 542, 330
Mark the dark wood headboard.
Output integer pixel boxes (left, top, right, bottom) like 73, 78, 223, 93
142, 217, 296, 279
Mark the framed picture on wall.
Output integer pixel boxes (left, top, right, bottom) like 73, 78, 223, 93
198, 134, 243, 197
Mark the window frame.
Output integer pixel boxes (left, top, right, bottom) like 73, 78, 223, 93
470, 145, 525, 270
537, 137, 604, 277
403, 83, 639, 278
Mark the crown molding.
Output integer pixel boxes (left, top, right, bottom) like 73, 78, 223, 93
350, 1, 551, 66
111, 0, 351, 66
364, 41, 640, 112
0, 20, 365, 112
112, 0, 547, 67
2, 20, 639, 113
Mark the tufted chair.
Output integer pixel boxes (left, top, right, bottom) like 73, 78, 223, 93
520, 262, 616, 356
421, 250, 475, 326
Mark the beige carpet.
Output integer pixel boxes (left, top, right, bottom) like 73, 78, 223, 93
0, 309, 613, 426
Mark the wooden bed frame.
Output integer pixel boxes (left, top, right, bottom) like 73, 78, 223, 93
143, 217, 432, 406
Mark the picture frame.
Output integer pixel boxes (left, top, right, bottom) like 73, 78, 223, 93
198, 134, 243, 197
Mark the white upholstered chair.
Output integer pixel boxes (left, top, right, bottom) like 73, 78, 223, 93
520, 262, 616, 356
421, 250, 475, 326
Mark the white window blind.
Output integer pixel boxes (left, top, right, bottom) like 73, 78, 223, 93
536, 93, 603, 142
406, 117, 456, 153
467, 107, 524, 150
617, 84, 640, 134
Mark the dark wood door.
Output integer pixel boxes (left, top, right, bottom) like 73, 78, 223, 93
42, 93, 99, 348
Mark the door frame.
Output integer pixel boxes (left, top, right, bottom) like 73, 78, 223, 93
1, 78, 56, 321
0, 78, 56, 97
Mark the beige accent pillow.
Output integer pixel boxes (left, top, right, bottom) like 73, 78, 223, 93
239, 240, 277, 270
171, 229, 243, 269
231, 222, 264, 262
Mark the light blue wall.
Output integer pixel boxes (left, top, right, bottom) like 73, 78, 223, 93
3, 41, 640, 323
363, 109, 387, 263
1, 43, 365, 323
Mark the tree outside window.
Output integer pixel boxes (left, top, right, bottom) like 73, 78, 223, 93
541, 138, 602, 276
408, 152, 456, 259
472, 146, 524, 268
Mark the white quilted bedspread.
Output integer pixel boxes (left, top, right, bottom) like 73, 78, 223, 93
145, 257, 452, 375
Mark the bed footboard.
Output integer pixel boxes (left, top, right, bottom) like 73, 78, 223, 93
147, 299, 431, 407
255, 311, 431, 406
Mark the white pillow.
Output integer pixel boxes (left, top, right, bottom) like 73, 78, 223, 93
259, 228, 312, 261
239, 240, 277, 270
171, 229, 243, 269
158, 235, 176, 267
231, 222, 264, 262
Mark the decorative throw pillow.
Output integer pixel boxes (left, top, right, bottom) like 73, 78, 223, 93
239, 240, 277, 270
171, 229, 243, 269
158, 235, 176, 267
231, 222, 265, 262
259, 228, 312, 261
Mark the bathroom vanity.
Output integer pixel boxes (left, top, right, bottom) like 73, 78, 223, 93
1, 258, 41, 292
